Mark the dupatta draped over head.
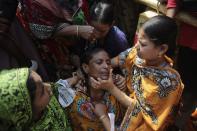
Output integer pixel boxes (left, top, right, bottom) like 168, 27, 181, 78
0, 68, 71, 131
0, 68, 32, 130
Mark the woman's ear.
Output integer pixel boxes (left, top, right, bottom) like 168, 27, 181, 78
159, 44, 168, 56
82, 63, 89, 74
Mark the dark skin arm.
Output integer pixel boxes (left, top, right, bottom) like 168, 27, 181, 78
92, 103, 111, 131
166, 8, 177, 18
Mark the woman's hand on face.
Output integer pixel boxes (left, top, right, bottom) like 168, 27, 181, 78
78, 25, 95, 40
90, 69, 115, 91
113, 74, 127, 91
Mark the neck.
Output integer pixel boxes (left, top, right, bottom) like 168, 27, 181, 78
90, 87, 104, 102
146, 56, 165, 67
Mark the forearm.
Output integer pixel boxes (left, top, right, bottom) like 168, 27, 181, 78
111, 48, 131, 68
55, 25, 79, 37
111, 56, 120, 68
109, 85, 134, 108
100, 115, 111, 131
66, 77, 76, 87
54, 24, 94, 40
166, 8, 177, 18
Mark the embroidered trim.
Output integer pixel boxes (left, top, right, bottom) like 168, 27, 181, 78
29, 23, 56, 39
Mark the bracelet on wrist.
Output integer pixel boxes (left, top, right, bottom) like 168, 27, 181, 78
99, 115, 107, 121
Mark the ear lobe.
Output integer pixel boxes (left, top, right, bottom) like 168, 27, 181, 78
82, 63, 89, 74
160, 44, 168, 55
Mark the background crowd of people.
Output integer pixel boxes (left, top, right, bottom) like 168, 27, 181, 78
0, 0, 196, 131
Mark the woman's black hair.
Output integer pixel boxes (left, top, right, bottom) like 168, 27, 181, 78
26, 70, 36, 102
90, 1, 114, 25
80, 47, 107, 65
142, 15, 178, 57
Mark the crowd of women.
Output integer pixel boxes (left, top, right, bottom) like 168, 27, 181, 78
0, 0, 196, 131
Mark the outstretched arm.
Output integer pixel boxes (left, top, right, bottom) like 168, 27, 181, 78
111, 48, 132, 68
55, 24, 95, 41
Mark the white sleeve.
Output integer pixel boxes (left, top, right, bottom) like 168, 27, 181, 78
57, 79, 76, 108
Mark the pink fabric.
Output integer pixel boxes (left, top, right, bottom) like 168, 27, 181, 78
167, 0, 177, 9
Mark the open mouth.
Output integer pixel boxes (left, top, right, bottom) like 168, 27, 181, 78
100, 72, 109, 80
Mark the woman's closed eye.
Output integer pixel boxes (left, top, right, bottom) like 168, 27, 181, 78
95, 60, 111, 66
95, 60, 103, 65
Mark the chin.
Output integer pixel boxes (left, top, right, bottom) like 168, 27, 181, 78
100, 75, 109, 80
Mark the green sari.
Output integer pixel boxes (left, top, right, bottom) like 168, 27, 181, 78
0, 68, 71, 131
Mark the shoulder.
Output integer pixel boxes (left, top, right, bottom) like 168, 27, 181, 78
152, 67, 183, 94
110, 26, 127, 40
109, 26, 129, 49
165, 67, 183, 87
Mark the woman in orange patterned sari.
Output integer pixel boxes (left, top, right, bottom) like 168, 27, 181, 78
91, 16, 184, 131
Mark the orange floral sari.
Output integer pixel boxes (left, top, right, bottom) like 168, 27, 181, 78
115, 47, 184, 131
68, 81, 123, 131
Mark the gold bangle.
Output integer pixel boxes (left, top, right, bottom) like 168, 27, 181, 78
99, 115, 107, 121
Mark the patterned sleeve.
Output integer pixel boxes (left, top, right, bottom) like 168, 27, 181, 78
111, 48, 133, 68
118, 48, 132, 66
55, 79, 76, 108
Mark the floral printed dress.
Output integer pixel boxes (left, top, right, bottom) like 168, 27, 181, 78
73, 79, 125, 131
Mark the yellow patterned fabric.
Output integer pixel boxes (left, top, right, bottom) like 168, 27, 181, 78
118, 47, 184, 131
69, 85, 122, 131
